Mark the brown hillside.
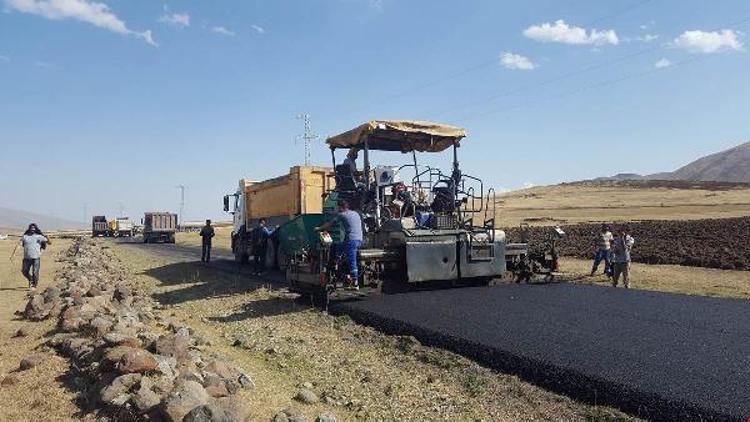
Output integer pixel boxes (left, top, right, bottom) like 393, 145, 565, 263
667, 141, 750, 183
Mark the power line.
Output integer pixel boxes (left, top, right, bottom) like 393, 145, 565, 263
334, 0, 657, 120
456, 54, 706, 124
586, 0, 655, 27
423, 45, 661, 120
434, 14, 750, 123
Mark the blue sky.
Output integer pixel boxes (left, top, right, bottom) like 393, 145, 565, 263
1, 0, 749, 223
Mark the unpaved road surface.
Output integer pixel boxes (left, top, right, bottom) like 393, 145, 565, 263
117, 238, 285, 284
120, 239, 750, 420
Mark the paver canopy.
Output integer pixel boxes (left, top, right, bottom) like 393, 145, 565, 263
326, 120, 467, 153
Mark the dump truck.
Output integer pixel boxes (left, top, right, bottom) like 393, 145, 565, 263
108, 217, 134, 237
223, 166, 335, 266
92, 216, 108, 237
142, 212, 177, 243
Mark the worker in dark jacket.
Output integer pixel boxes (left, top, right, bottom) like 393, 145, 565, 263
199, 219, 215, 263
252, 218, 273, 275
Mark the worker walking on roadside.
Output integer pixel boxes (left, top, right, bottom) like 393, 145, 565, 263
19, 223, 49, 291
199, 219, 215, 263
611, 227, 635, 289
316, 199, 363, 290
590, 224, 613, 277
252, 218, 273, 275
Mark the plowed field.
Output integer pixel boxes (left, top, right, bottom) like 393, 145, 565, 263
505, 217, 750, 271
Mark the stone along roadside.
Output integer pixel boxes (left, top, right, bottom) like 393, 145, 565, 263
17, 237, 267, 421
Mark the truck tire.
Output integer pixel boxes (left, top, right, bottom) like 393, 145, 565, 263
168, 234, 176, 244
277, 247, 289, 272
143, 234, 149, 243
311, 288, 329, 309
234, 238, 248, 264
265, 238, 276, 269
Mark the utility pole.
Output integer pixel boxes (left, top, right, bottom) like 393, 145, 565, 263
296, 113, 319, 166
117, 201, 125, 218
176, 185, 187, 224
83, 202, 88, 224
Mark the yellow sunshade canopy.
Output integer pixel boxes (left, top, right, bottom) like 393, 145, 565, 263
326, 120, 467, 153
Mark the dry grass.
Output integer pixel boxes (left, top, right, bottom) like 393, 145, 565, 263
495, 182, 750, 227
557, 257, 750, 300
114, 242, 636, 421
0, 238, 83, 421
176, 227, 232, 254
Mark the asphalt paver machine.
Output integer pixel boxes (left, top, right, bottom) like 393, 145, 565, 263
282, 120, 511, 304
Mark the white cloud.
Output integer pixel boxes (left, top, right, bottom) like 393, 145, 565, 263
523, 19, 619, 46
673, 29, 743, 54
0, 54, 10, 63
638, 34, 658, 42
366, 0, 383, 12
34, 60, 53, 68
211, 26, 235, 36
654, 58, 672, 68
499, 52, 536, 70
159, 12, 189, 28
4, 0, 157, 46
251, 24, 265, 34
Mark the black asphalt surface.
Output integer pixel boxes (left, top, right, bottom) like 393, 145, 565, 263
333, 284, 750, 421
118, 240, 750, 420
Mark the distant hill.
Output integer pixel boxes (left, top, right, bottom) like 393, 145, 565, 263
667, 141, 750, 182
595, 141, 750, 183
0, 207, 83, 232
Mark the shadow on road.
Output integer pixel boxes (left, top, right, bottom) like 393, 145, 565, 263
146, 261, 274, 306
209, 295, 310, 322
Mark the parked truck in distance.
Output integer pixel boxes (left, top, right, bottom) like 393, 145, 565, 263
92, 216, 108, 237
108, 217, 134, 237
223, 166, 335, 267
142, 212, 177, 243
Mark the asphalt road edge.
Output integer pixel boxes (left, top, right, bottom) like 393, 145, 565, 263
330, 304, 735, 422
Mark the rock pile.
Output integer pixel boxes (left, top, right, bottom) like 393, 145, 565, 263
21, 238, 253, 421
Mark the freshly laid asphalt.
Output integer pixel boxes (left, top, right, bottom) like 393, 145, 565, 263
119, 240, 750, 420
332, 283, 750, 421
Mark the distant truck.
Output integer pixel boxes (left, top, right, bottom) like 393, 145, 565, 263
92, 216, 108, 237
223, 166, 334, 267
108, 217, 134, 237
142, 212, 177, 243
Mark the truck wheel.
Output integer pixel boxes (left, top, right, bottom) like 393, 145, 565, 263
265, 238, 276, 269
168, 234, 176, 244
277, 247, 289, 272
143, 235, 149, 244
235, 244, 248, 264
312, 288, 329, 309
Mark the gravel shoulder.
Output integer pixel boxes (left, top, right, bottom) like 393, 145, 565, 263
113, 240, 636, 421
